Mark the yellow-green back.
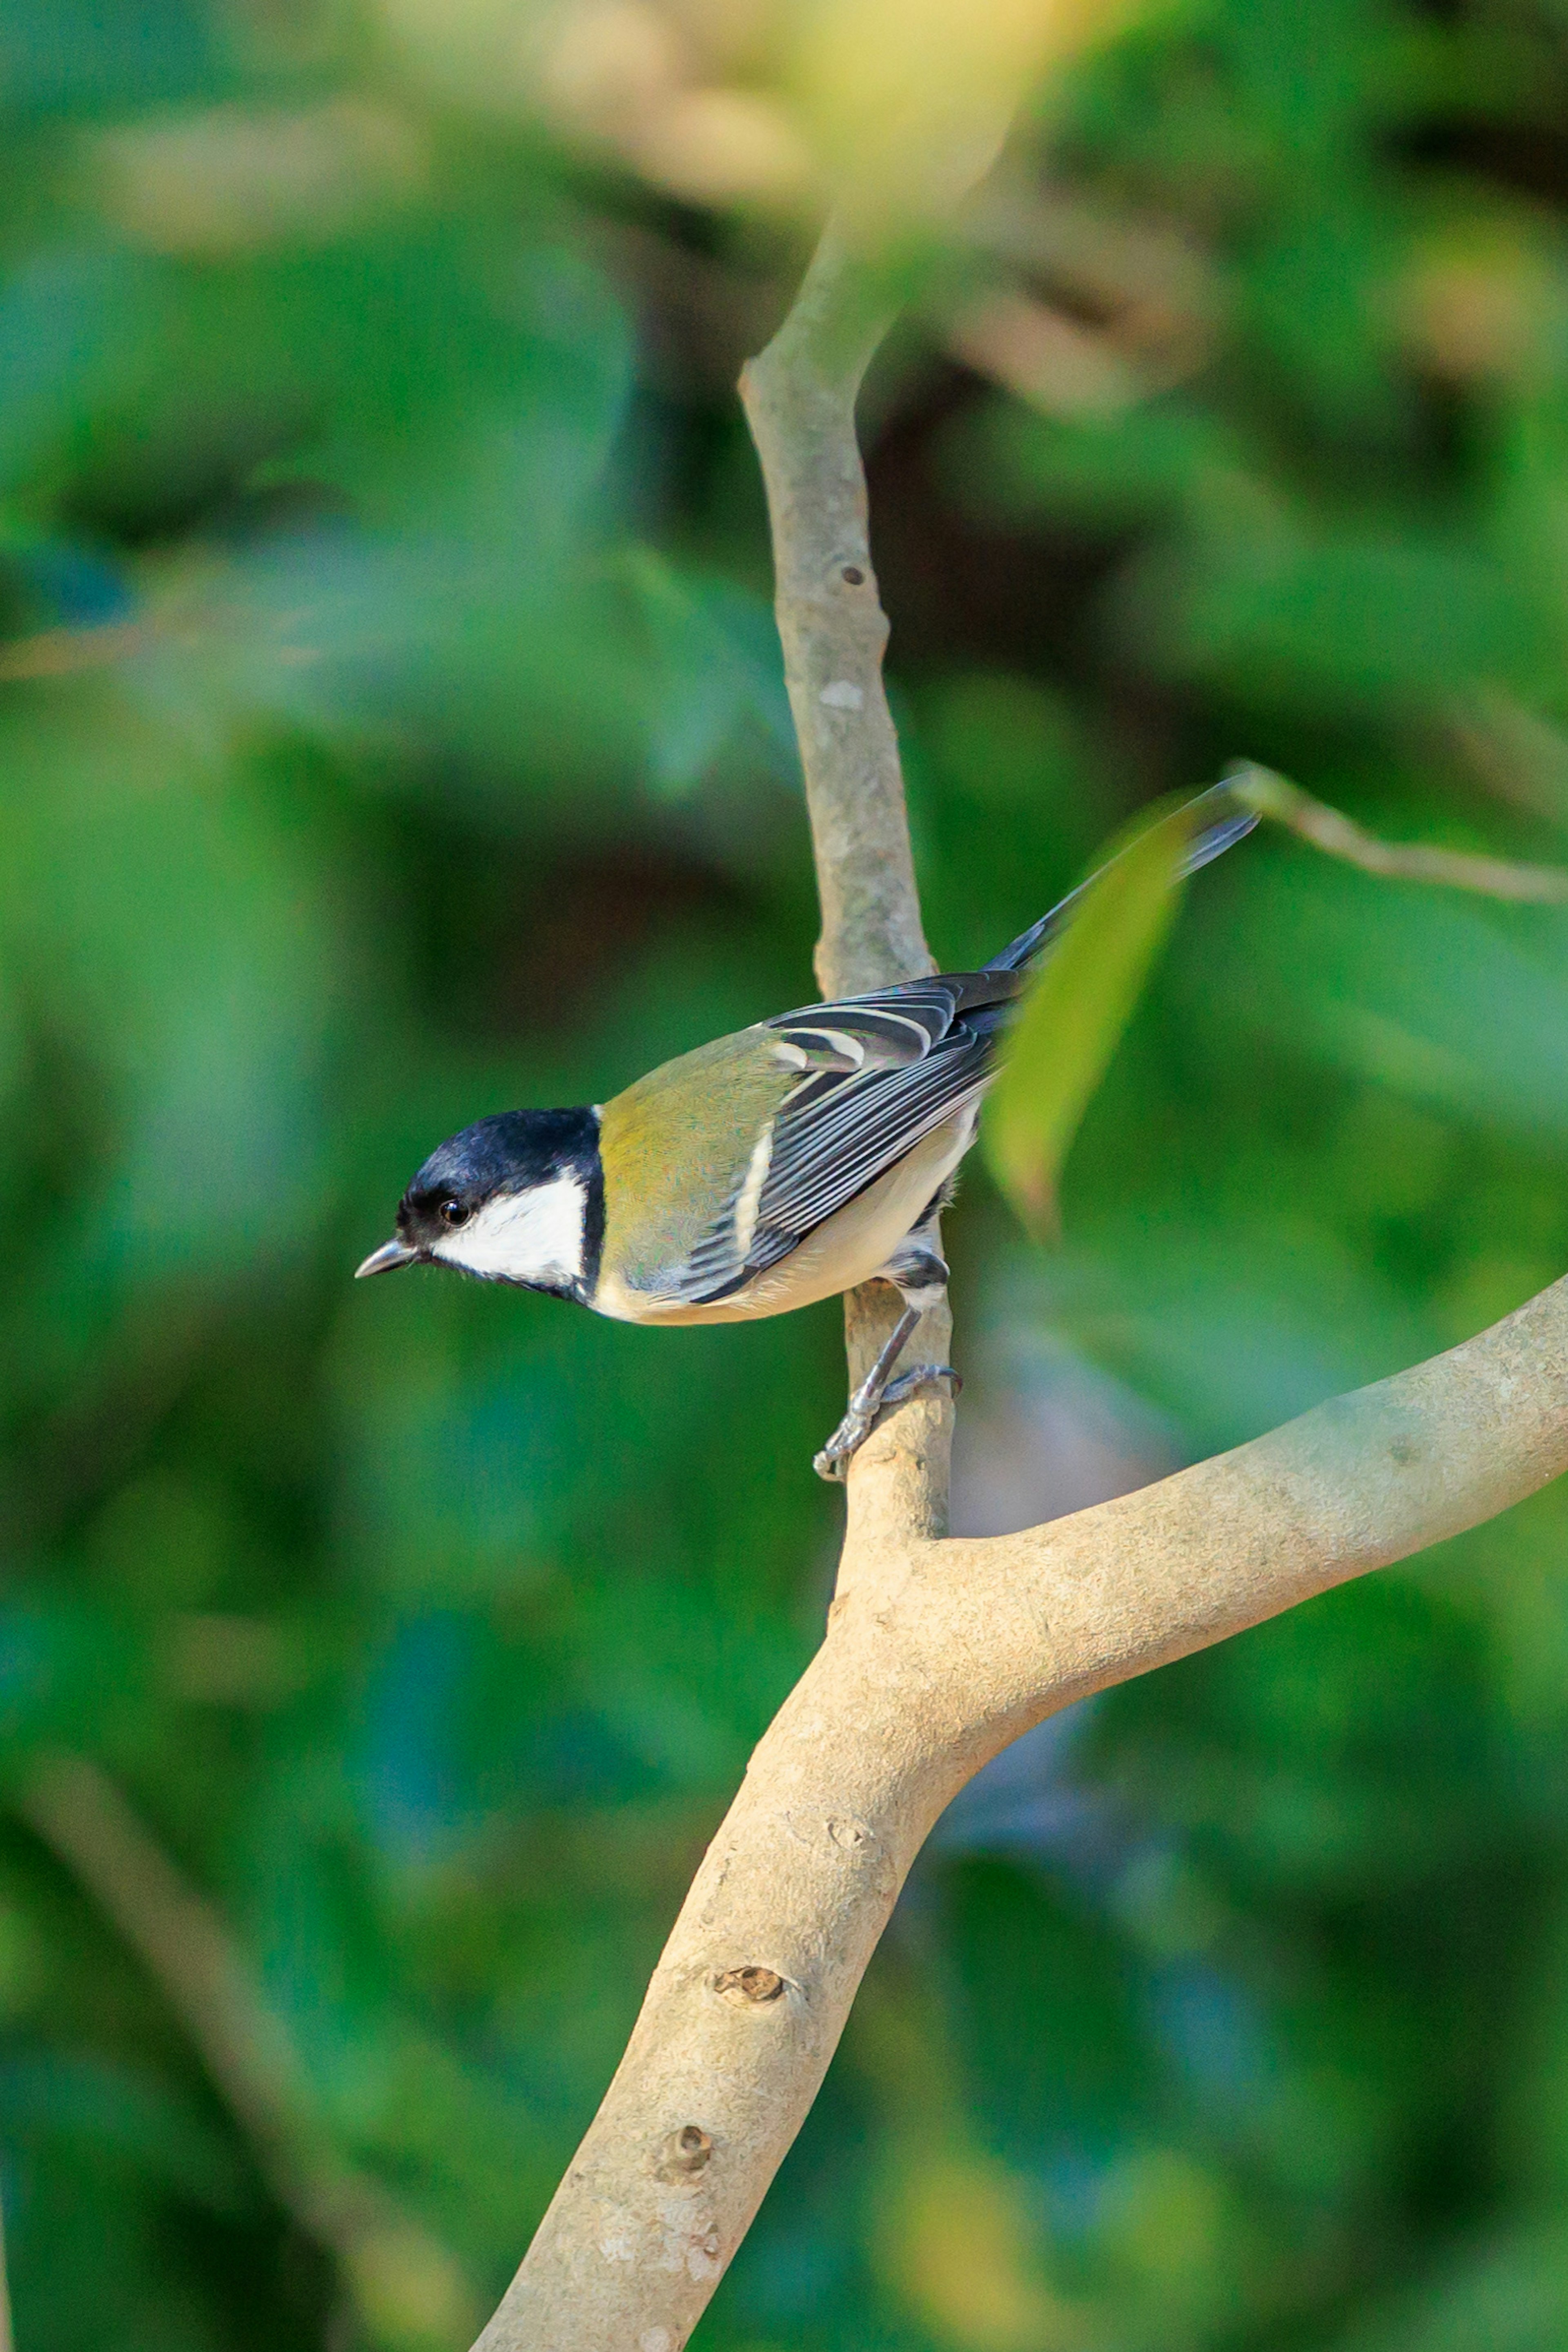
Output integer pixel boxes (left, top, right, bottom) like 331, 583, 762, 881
599, 1030, 797, 1293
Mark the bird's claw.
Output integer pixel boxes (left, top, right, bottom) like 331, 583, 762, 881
811, 1415, 875, 1483
813, 1364, 961, 1483
880, 1364, 962, 1412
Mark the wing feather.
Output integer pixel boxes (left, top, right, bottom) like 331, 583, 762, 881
655, 979, 1013, 1306
638, 783, 1257, 1306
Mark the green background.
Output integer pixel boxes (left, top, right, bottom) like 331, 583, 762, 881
6, 2, 1568, 2346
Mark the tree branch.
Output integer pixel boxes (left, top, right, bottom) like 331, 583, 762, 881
467, 230, 1568, 2352
739, 225, 929, 1002
0, 2174, 13, 2352
737, 221, 956, 1552
1233, 762, 1568, 901
16, 1754, 478, 2352
0, 621, 150, 680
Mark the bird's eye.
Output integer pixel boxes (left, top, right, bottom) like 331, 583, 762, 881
439, 1199, 470, 1229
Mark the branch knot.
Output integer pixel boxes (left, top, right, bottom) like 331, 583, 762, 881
711, 1964, 786, 2006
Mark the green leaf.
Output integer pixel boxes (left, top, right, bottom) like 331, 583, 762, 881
982, 797, 1203, 1235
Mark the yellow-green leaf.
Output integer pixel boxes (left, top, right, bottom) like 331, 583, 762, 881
982, 795, 1207, 1235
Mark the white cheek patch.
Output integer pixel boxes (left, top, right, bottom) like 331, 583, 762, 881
434, 1174, 586, 1286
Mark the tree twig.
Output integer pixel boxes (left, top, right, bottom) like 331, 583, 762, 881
0, 621, 152, 681
466, 236, 1568, 2352
0, 2176, 14, 2352
16, 1754, 478, 2352
1232, 762, 1568, 901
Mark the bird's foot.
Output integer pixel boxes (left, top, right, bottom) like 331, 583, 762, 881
813, 1364, 961, 1483
880, 1363, 962, 1414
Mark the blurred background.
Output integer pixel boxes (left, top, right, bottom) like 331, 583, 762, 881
7, 1, 1568, 2347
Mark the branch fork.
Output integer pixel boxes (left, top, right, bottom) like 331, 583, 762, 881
467, 228, 1568, 2350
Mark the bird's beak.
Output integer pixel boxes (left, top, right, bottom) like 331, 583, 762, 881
355, 1237, 419, 1279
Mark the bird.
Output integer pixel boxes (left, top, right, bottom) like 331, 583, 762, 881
356, 783, 1256, 1478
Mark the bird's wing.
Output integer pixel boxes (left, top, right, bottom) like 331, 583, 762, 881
655, 783, 1259, 1302
659, 984, 1011, 1306
748, 1032, 994, 1242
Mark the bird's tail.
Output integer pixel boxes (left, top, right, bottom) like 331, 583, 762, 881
987, 779, 1258, 974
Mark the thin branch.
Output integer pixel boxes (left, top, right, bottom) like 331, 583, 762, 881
1232, 762, 1568, 901
1445, 689, 1568, 831
0, 622, 152, 681
946, 285, 1144, 419
739, 223, 930, 1001
16, 1754, 478, 2352
465, 238, 1568, 2352
0, 2175, 13, 2352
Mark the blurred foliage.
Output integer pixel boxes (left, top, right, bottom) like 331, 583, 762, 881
4, 1, 1568, 2348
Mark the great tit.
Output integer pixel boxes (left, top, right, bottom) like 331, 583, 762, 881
358, 783, 1255, 1477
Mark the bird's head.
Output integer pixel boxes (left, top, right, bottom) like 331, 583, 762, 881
356, 1107, 602, 1297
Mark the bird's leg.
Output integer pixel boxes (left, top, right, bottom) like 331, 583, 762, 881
813, 1240, 959, 1481
813, 1306, 920, 1481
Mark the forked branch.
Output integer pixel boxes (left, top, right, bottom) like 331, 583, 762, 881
467, 225, 1568, 2352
